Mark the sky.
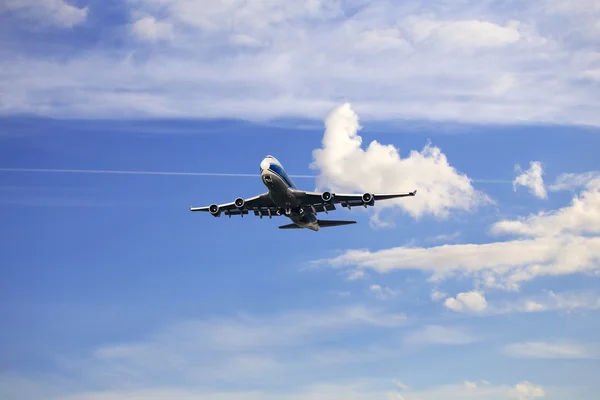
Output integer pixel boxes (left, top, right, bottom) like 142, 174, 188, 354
1, 1, 600, 399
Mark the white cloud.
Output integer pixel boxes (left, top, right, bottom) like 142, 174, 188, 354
404, 325, 479, 346
72, 304, 410, 389
2, 0, 600, 125
549, 171, 600, 192
455, 290, 600, 316
509, 381, 545, 400
431, 289, 447, 302
369, 284, 399, 300
464, 381, 478, 389
395, 381, 409, 390
355, 29, 412, 53
315, 176, 600, 291
513, 161, 547, 199
503, 340, 600, 359
131, 17, 174, 42
1, 0, 88, 28
428, 232, 461, 243
403, 17, 521, 50
444, 291, 488, 313
392, 381, 546, 400
492, 178, 600, 237
491, 73, 517, 95
0, 377, 549, 400
347, 269, 368, 280
310, 103, 492, 220
230, 34, 264, 48
582, 69, 600, 81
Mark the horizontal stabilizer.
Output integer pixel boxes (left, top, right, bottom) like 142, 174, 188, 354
278, 220, 357, 229
317, 220, 357, 227
278, 223, 304, 229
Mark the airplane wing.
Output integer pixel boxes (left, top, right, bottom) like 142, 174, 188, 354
292, 189, 417, 212
190, 193, 282, 218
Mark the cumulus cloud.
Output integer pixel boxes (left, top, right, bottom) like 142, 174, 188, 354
1, 0, 88, 28
503, 340, 600, 359
315, 176, 600, 291
2, 0, 600, 124
131, 16, 174, 41
311, 103, 491, 220
444, 291, 488, 313
513, 161, 547, 199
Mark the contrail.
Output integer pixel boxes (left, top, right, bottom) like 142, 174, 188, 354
0, 168, 316, 178
0, 168, 511, 183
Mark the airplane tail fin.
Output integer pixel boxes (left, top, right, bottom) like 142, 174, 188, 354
317, 220, 357, 228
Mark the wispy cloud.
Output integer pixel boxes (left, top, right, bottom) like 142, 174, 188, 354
549, 171, 600, 192
503, 340, 600, 359
131, 16, 174, 42
0, 376, 550, 400
1, 0, 88, 28
404, 325, 479, 346
369, 284, 399, 300
60, 305, 409, 389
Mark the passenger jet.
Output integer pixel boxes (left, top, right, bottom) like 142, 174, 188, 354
190, 155, 416, 231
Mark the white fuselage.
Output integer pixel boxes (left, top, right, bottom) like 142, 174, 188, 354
259, 155, 319, 231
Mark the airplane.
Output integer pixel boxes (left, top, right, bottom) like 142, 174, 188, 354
190, 155, 416, 231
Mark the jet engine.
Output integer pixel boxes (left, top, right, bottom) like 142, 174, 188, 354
321, 191, 333, 202
234, 197, 245, 208
362, 193, 374, 205
209, 204, 220, 216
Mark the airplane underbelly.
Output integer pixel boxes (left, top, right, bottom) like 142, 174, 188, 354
263, 172, 299, 208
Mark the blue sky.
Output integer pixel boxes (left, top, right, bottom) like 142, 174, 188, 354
1, 1, 600, 400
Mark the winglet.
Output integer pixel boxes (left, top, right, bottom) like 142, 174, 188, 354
411, 190, 417, 196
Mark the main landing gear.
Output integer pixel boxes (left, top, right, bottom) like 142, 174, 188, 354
284, 207, 305, 216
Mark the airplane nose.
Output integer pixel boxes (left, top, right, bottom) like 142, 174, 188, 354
260, 158, 271, 171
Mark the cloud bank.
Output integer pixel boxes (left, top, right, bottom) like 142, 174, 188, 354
1, 0, 600, 125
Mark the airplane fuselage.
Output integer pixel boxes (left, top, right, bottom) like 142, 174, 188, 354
260, 155, 320, 231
